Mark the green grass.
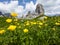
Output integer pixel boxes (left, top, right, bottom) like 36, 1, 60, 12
0, 16, 60, 45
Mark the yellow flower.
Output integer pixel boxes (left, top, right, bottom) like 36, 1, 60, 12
15, 22, 18, 24
26, 21, 30, 23
44, 16, 48, 19
58, 21, 60, 22
39, 25, 41, 28
30, 22, 33, 24
17, 23, 20, 25
11, 12, 17, 17
39, 22, 43, 25
7, 25, 17, 31
6, 19, 12, 23
26, 23, 30, 26
23, 29, 29, 33
14, 18, 18, 22
45, 24, 48, 26
18, 26, 21, 28
52, 28, 56, 31
33, 22, 37, 24
0, 30, 5, 34
55, 22, 60, 25
30, 22, 36, 25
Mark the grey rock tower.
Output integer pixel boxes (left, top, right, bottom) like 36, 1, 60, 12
35, 3, 44, 15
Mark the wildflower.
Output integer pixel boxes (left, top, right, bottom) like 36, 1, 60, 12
24, 24, 26, 26
33, 22, 37, 24
18, 26, 21, 28
6, 19, 12, 23
14, 18, 18, 22
30, 22, 34, 25
23, 29, 29, 33
58, 21, 60, 22
15, 22, 18, 24
0, 30, 5, 34
17, 23, 20, 25
52, 28, 56, 31
7, 25, 17, 31
39, 25, 41, 28
26, 21, 30, 23
11, 12, 17, 17
45, 24, 48, 26
26, 23, 30, 26
55, 22, 60, 25
39, 22, 43, 25
44, 16, 48, 19
31, 22, 36, 25
37, 21, 40, 23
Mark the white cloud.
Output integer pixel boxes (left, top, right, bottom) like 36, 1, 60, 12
25, 1, 36, 11
0, 1, 18, 13
0, 0, 36, 17
0, 0, 60, 18
15, 6, 24, 18
37, 0, 60, 15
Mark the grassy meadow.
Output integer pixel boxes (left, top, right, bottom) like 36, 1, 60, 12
0, 13, 60, 45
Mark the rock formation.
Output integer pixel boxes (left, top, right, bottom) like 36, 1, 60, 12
35, 3, 44, 15
0, 12, 12, 18
0, 12, 5, 17
4, 13, 11, 17
25, 3, 44, 19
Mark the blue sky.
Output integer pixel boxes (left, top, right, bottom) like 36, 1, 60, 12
18, 0, 36, 6
0, 0, 36, 6
0, 0, 10, 2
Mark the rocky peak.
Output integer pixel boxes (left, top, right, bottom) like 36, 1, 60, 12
35, 3, 44, 15
24, 3, 44, 19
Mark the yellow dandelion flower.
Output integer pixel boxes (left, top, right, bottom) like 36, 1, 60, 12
7, 25, 17, 31
0, 30, 5, 34
23, 29, 29, 33
6, 19, 12, 23
11, 12, 17, 17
